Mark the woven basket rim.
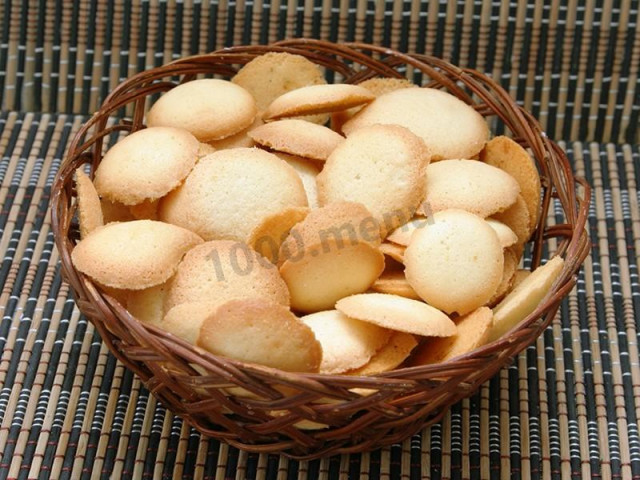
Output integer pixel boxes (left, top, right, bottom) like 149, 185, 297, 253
50, 38, 591, 458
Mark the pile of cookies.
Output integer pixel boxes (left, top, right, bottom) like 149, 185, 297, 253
71, 52, 565, 376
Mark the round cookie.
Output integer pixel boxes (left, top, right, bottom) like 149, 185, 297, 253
387, 217, 429, 246
300, 309, 390, 374
489, 256, 565, 342
264, 84, 375, 121
486, 219, 519, 248
147, 79, 257, 141
404, 209, 504, 315
409, 307, 494, 365
208, 116, 262, 151
332, 77, 417, 133
94, 127, 199, 206
275, 153, 321, 209
71, 220, 203, 290
249, 119, 344, 161
248, 207, 309, 264
127, 281, 170, 325
486, 247, 518, 307
423, 159, 521, 218
335, 293, 456, 337
342, 87, 489, 160
159, 148, 308, 242
231, 52, 327, 113
370, 271, 421, 300
160, 301, 222, 344
490, 194, 532, 246
198, 299, 322, 373
101, 198, 135, 223
480, 136, 542, 231
279, 239, 385, 313
317, 124, 431, 236
129, 199, 159, 220
347, 331, 418, 375
75, 168, 103, 239
278, 201, 382, 265
164, 240, 290, 311
378, 242, 406, 264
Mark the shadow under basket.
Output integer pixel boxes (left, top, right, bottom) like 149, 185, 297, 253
51, 39, 591, 460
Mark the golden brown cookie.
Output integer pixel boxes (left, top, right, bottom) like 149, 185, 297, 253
101, 198, 135, 223
336, 293, 456, 337
248, 207, 309, 264
378, 242, 406, 264
343, 87, 489, 160
249, 119, 344, 161
347, 331, 418, 375
129, 199, 159, 220
231, 52, 327, 114
147, 79, 257, 141
331, 77, 417, 132
485, 219, 519, 248
486, 248, 518, 307
386, 217, 429, 246
300, 309, 390, 374
279, 239, 385, 313
480, 136, 542, 231
490, 194, 532, 246
370, 271, 421, 300
71, 220, 203, 290
127, 281, 170, 325
409, 307, 494, 365
160, 301, 222, 344
159, 148, 308, 242
198, 298, 322, 372
404, 209, 504, 315
75, 168, 103, 238
208, 116, 262, 151
317, 124, 430, 236
423, 159, 521, 218
264, 84, 375, 121
164, 240, 290, 311
275, 153, 321, 209
94, 127, 199, 206
489, 256, 565, 342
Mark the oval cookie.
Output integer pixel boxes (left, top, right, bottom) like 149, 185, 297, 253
264, 84, 375, 121
249, 119, 344, 161
336, 293, 456, 337
423, 159, 521, 218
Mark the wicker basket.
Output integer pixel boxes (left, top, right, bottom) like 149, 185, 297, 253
51, 39, 590, 459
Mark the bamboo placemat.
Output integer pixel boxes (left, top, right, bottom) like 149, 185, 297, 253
0, 110, 638, 478
0, 0, 639, 144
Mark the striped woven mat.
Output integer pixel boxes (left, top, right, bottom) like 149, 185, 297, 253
0, 111, 638, 478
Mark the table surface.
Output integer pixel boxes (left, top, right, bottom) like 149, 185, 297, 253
0, 110, 638, 479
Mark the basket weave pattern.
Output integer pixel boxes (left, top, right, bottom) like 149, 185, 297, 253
51, 39, 590, 459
